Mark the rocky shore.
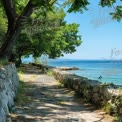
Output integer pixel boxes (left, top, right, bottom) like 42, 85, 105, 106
30, 63, 122, 119
53, 68, 122, 119
56, 66, 79, 70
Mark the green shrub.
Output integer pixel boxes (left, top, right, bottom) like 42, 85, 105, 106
0, 58, 8, 66
46, 70, 54, 76
103, 103, 113, 115
14, 80, 26, 105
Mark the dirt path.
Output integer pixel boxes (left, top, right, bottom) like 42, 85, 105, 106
9, 64, 114, 122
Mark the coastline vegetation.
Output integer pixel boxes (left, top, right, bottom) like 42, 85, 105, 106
14, 70, 26, 105
0, 0, 121, 65
0, 0, 122, 121
46, 70, 54, 76
0, 58, 9, 66
14, 80, 26, 105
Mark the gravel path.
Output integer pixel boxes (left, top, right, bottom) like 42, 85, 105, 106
9, 64, 114, 122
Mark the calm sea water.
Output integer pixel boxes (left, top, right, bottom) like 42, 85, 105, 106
48, 59, 122, 85
22, 58, 122, 85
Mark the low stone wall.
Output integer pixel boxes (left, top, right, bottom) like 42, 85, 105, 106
0, 64, 19, 122
53, 69, 122, 117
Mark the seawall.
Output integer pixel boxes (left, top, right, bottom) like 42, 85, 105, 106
0, 64, 19, 122
53, 68, 122, 117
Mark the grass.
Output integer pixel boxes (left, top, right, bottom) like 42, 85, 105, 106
14, 80, 27, 105
14, 67, 27, 105
57, 83, 64, 88
68, 91, 76, 95
102, 102, 122, 121
103, 103, 113, 115
0, 58, 9, 66
17, 66, 26, 73
46, 69, 54, 76
114, 116, 122, 121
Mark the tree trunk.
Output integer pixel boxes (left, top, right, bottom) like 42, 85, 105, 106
17, 54, 22, 66
0, 0, 52, 60
0, 24, 23, 59
9, 53, 22, 67
9, 53, 16, 63
0, 0, 35, 59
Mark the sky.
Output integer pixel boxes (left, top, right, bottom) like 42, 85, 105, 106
62, 0, 122, 60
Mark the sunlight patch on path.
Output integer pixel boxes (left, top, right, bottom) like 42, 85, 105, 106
9, 64, 114, 122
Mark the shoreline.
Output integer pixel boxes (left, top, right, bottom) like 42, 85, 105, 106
24, 59, 122, 86
20, 63, 122, 120
30, 62, 122, 88
12, 63, 115, 122
52, 67, 122, 119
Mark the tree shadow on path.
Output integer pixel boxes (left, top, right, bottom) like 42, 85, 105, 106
10, 64, 114, 122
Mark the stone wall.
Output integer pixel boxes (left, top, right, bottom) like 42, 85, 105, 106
53, 69, 122, 117
0, 64, 19, 122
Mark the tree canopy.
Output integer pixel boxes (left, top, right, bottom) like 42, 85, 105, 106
0, 0, 121, 63
10, 7, 81, 65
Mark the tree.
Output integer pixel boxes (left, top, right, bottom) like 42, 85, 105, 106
0, 8, 7, 45
10, 8, 81, 66
0, 0, 121, 59
64, 0, 122, 21
0, 0, 52, 59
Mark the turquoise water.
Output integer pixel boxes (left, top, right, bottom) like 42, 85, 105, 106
22, 58, 122, 85
48, 59, 122, 85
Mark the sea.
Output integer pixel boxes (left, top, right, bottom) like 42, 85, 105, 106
22, 58, 122, 86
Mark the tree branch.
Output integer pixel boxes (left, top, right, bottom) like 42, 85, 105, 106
21, 0, 35, 18
1, 0, 18, 30
16, 0, 37, 26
